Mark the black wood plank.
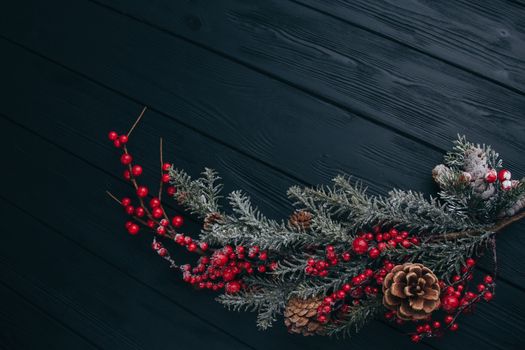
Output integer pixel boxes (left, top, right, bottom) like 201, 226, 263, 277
1, 0, 524, 290
0, 279, 97, 350
76, 0, 525, 157
0, 212, 249, 349
0, 117, 427, 350
0, 40, 524, 349
294, 0, 525, 94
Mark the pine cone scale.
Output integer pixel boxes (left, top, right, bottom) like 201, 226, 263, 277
284, 296, 324, 336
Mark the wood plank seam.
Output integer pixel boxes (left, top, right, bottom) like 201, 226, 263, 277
290, 0, 525, 96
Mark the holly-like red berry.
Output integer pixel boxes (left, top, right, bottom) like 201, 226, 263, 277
161, 174, 170, 183
433, 321, 441, 329
113, 139, 122, 148
442, 295, 459, 312
136, 186, 149, 197
123, 170, 131, 180
187, 243, 197, 252
200, 242, 209, 251
352, 237, 368, 255
108, 131, 118, 141
134, 207, 145, 217
152, 207, 163, 219
483, 291, 494, 301
156, 226, 166, 235
485, 169, 497, 183
484, 275, 494, 284
449, 323, 459, 331
158, 248, 168, 257
127, 223, 139, 235
149, 197, 161, 208
368, 247, 380, 259
120, 153, 133, 165
125, 205, 135, 215
166, 186, 177, 195
172, 215, 184, 228
498, 169, 511, 182
131, 165, 143, 176
119, 135, 128, 144
225, 281, 241, 294
465, 258, 476, 267
411, 335, 421, 343
444, 315, 454, 324
121, 198, 131, 206
162, 163, 171, 171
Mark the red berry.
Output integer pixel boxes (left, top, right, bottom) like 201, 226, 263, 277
147, 220, 155, 228
113, 139, 122, 148
317, 315, 328, 324
166, 186, 176, 195
352, 237, 368, 255
123, 170, 131, 180
483, 291, 494, 301
498, 169, 511, 182
156, 226, 166, 235
162, 163, 171, 171
484, 275, 494, 284
134, 207, 145, 217
259, 251, 268, 260
200, 242, 209, 251
213, 253, 228, 266
158, 248, 168, 257
485, 169, 497, 183
368, 248, 380, 259
172, 215, 184, 228
120, 153, 133, 165
433, 321, 441, 329
149, 197, 161, 208
152, 207, 163, 219
108, 131, 119, 141
121, 198, 131, 206
465, 258, 476, 267
151, 242, 162, 250
125, 205, 135, 215
364, 233, 374, 241
501, 180, 512, 191
225, 281, 241, 294
136, 186, 148, 197
160, 219, 169, 226
258, 265, 266, 273
444, 315, 454, 324
131, 165, 143, 176
119, 135, 128, 144
477, 284, 486, 292
442, 295, 459, 312
127, 223, 139, 235
450, 323, 459, 331
411, 335, 421, 343
188, 243, 197, 252
161, 174, 170, 183
342, 252, 351, 261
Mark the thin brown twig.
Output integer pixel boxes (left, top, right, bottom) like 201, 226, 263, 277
159, 137, 164, 201
127, 106, 148, 137
106, 190, 122, 204
434, 210, 525, 241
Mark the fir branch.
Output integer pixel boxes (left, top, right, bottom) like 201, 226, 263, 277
325, 297, 382, 338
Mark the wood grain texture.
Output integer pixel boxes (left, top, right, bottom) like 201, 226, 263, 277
0, 31, 524, 350
295, 0, 525, 93
0, 42, 430, 350
0, 0, 524, 349
0, 275, 97, 350
79, 0, 525, 159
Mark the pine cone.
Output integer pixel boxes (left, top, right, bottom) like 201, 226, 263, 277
203, 212, 223, 230
463, 147, 495, 198
432, 164, 453, 188
289, 210, 313, 230
382, 263, 441, 321
176, 191, 188, 205
284, 296, 324, 336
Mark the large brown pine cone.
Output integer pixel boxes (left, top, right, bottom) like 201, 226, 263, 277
284, 296, 324, 336
382, 263, 441, 321
289, 210, 313, 230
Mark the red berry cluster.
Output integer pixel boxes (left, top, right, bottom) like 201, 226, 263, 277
176, 245, 277, 294
402, 258, 496, 343
485, 168, 515, 191
108, 129, 183, 238
315, 259, 397, 324
305, 227, 419, 277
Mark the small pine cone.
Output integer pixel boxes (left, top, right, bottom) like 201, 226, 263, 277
203, 212, 223, 230
463, 147, 496, 197
176, 191, 188, 205
289, 210, 313, 230
284, 296, 325, 336
382, 263, 441, 321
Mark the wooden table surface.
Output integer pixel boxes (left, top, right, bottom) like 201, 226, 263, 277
0, 1, 524, 349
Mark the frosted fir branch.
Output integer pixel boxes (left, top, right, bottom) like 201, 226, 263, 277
444, 135, 502, 170
168, 167, 223, 218
216, 283, 286, 329
325, 297, 382, 338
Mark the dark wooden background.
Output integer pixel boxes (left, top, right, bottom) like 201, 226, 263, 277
0, 1, 524, 349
